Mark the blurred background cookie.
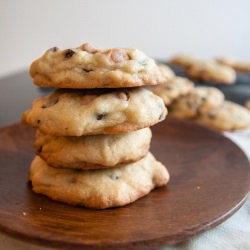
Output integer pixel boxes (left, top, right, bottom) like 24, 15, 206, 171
169, 54, 197, 70
168, 86, 225, 119
195, 100, 250, 131
216, 58, 250, 74
147, 76, 194, 106
187, 61, 236, 84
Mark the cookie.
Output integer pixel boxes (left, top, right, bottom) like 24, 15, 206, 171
22, 87, 167, 136
187, 61, 236, 84
216, 58, 250, 74
245, 99, 250, 110
157, 63, 176, 81
29, 43, 169, 88
169, 54, 197, 70
168, 87, 224, 118
29, 153, 170, 209
147, 76, 194, 106
34, 128, 152, 169
196, 101, 250, 131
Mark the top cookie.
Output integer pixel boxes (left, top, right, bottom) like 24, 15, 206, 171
29, 43, 169, 89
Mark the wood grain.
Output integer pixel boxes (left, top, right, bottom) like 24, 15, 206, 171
0, 116, 249, 250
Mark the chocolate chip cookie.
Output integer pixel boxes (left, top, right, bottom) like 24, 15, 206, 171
169, 54, 197, 70
34, 128, 152, 169
22, 87, 167, 136
187, 61, 236, 84
216, 57, 250, 74
29, 153, 170, 209
30, 43, 169, 88
168, 86, 225, 118
196, 100, 250, 131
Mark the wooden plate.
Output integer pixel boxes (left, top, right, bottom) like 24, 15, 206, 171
0, 116, 249, 250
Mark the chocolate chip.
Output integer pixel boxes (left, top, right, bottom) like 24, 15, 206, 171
48, 47, 59, 52
83, 68, 93, 73
42, 97, 59, 109
37, 146, 43, 153
37, 120, 41, 125
52, 47, 59, 52
109, 174, 120, 181
96, 113, 107, 120
65, 49, 75, 58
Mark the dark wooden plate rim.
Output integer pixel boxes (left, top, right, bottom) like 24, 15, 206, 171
0, 116, 249, 250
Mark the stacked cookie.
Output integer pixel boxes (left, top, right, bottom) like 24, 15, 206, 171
22, 43, 170, 209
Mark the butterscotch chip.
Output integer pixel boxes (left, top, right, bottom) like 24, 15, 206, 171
22, 88, 167, 136
168, 87, 224, 118
196, 100, 250, 131
187, 61, 236, 84
29, 43, 169, 88
147, 76, 194, 106
29, 153, 170, 209
34, 128, 152, 169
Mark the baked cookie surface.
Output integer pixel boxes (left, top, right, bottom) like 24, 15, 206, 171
147, 76, 194, 106
22, 87, 167, 136
187, 61, 236, 84
169, 54, 197, 70
157, 63, 176, 81
29, 153, 170, 209
30, 43, 169, 88
196, 100, 250, 131
216, 58, 250, 73
168, 87, 224, 118
34, 128, 151, 169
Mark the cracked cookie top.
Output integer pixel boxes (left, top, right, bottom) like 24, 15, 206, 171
30, 43, 169, 88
